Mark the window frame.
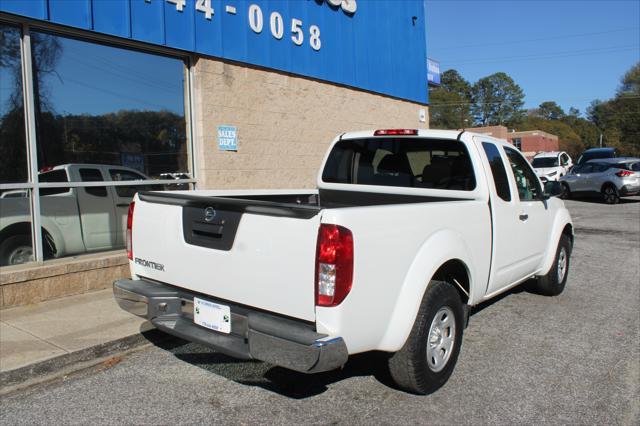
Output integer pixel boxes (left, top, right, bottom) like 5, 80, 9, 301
481, 142, 512, 202
0, 17, 198, 264
503, 146, 543, 202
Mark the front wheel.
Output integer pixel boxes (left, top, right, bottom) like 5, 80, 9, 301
388, 280, 463, 394
534, 234, 571, 296
560, 183, 571, 199
0, 235, 34, 266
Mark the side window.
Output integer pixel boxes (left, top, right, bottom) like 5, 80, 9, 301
79, 168, 108, 197
504, 147, 542, 201
560, 154, 568, 166
631, 163, 640, 172
481, 142, 511, 201
580, 164, 594, 174
39, 169, 71, 196
109, 169, 150, 198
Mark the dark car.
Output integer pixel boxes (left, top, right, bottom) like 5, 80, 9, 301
575, 147, 617, 166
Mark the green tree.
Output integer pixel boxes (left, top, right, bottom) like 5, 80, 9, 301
428, 69, 473, 129
536, 101, 565, 120
586, 63, 640, 156
471, 72, 525, 126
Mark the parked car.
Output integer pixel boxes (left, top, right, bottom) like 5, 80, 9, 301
531, 151, 572, 182
159, 172, 191, 190
559, 157, 640, 204
0, 164, 152, 266
575, 147, 617, 166
114, 129, 573, 395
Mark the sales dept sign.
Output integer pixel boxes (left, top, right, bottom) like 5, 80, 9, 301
217, 125, 238, 151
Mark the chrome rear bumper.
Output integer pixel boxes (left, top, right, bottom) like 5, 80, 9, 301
113, 279, 348, 373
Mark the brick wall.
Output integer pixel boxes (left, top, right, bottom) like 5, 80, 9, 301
192, 58, 428, 189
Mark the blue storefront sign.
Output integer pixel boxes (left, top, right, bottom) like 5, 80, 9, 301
0, 0, 428, 104
427, 58, 440, 86
217, 125, 237, 151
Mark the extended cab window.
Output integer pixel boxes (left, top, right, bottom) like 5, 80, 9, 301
109, 169, 150, 198
39, 169, 70, 196
322, 138, 476, 190
481, 143, 511, 201
504, 147, 542, 201
79, 168, 108, 197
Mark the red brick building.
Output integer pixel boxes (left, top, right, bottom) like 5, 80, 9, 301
464, 126, 559, 159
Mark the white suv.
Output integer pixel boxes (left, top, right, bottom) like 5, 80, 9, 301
532, 151, 573, 182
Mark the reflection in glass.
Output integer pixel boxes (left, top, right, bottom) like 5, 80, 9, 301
0, 24, 28, 183
0, 188, 33, 266
37, 181, 172, 258
30, 31, 188, 179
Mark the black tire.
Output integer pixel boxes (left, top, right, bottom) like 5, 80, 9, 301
0, 234, 34, 266
534, 234, 571, 296
602, 184, 619, 204
560, 183, 571, 199
388, 280, 464, 395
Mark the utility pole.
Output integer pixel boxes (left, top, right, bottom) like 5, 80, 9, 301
599, 133, 603, 148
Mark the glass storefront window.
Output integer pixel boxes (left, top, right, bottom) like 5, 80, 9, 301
1, 24, 193, 266
30, 31, 189, 179
0, 24, 28, 183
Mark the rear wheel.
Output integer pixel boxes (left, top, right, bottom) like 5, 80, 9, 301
602, 184, 619, 204
388, 280, 463, 394
534, 234, 571, 296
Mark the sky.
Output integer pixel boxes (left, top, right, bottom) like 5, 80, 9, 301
425, 0, 640, 116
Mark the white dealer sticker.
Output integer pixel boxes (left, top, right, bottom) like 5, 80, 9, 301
193, 297, 231, 334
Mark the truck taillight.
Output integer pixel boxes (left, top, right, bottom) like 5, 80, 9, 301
315, 224, 353, 307
126, 202, 135, 260
616, 170, 633, 177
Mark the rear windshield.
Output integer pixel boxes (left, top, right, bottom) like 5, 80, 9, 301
532, 157, 558, 168
322, 138, 476, 191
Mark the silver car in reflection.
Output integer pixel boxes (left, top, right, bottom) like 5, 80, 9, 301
559, 158, 640, 204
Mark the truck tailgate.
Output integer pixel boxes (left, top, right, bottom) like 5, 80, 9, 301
130, 193, 322, 322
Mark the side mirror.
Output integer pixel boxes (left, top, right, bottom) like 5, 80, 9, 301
543, 181, 563, 199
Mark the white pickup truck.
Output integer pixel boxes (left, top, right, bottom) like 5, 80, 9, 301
0, 164, 150, 266
114, 129, 573, 394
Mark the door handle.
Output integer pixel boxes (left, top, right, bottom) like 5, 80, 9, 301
519, 213, 529, 221
116, 203, 130, 207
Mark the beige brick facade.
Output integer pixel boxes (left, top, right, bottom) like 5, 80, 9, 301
192, 58, 428, 189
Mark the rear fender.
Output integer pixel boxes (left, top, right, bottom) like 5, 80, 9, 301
378, 229, 474, 352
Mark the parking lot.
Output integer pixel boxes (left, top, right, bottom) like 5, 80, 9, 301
1, 197, 638, 425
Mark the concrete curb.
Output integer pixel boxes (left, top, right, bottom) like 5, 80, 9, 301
0, 329, 166, 392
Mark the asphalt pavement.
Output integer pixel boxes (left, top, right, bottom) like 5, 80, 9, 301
1, 196, 639, 425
